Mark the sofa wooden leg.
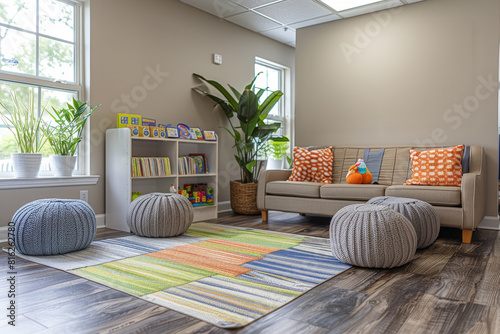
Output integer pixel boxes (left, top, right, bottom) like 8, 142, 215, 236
299, 213, 306, 216
462, 229, 473, 243
261, 210, 268, 222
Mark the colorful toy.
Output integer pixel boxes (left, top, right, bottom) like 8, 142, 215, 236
207, 187, 214, 203
346, 159, 372, 184
179, 183, 213, 206
177, 123, 191, 139
166, 126, 179, 138
117, 113, 141, 128
142, 118, 156, 127
127, 125, 139, 137
151, 126, 162, 138
139, 126, 150, 137
158, 127, 166, 138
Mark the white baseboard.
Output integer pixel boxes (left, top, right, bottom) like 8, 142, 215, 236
0, 226, 11, 244
478, 215, 500, 230
0, 213, 107, 243
218, 201, 232, 213
96, 214, 106, 228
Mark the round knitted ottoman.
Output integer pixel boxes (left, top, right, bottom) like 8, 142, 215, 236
12, 199, 96, 256
127, 193, 193, 237
367, 196, 440, 249
330, 204, 417, 268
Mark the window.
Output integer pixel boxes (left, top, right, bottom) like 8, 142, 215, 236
255, 57, 293, 163
0, 0, 83, 176
255, 58, 286, 137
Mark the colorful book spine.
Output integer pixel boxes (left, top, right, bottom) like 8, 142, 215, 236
131, 157, 171, 177
178, 155, 209, 175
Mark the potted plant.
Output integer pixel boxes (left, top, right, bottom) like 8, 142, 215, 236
193, 72, 283, 215
44, 98, 101, 176
0, 89, 50, 178
262, 136, 290, 170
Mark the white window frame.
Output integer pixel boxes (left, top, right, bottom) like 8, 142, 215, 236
255, 57, 294, 158
0, 0, 88, 179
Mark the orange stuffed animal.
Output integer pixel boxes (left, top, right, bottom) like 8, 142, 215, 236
346, 159, 372, 184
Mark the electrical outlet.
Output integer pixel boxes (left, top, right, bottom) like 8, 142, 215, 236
80, 190, 88, 203
213, 53, 222, 65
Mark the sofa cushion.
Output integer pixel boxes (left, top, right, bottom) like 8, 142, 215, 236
385, 185, 461, 206
405, 145, 465, 186
332, 147, 411, 186
320, 184, 387, 201
267, 181, 321, 198
288, 146, 334, 184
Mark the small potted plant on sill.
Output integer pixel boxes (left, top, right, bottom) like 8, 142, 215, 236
262, 136, 290, 170
193, 72, 283, 215
44, 98, 101, 177
0, 90, 50, 178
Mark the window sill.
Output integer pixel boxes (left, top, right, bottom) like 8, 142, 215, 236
0, 175, 100, 190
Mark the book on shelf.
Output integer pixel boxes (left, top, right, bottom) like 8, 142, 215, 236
131, 157, 171, 177
178, 154, 209, 175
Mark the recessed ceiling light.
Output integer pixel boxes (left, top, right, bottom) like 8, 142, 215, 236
318, 0, 385, 12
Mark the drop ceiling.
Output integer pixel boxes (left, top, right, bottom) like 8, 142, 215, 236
179, 0, 425, 47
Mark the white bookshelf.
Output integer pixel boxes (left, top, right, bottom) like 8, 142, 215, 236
105, 128, 218, 232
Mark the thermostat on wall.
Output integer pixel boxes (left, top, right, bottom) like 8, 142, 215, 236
213, 54, 222, 65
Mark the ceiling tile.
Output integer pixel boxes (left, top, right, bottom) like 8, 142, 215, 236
181, 0, 427, 48
289, 13, 341, 29
230, 0, 285, 9
225, 11, 282, 32
260, 26, 296, 44
180, 0, 246, 18
255, 0, 334, 25
339, 0, 403, 18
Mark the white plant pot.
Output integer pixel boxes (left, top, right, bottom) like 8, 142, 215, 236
50, 155, 77, 177
11, 153, 43, 178
266, 158, 284, 170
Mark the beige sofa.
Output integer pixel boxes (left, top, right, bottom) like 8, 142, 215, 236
257, 146, 486, 243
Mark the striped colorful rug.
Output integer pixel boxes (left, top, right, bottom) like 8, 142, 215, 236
18, 223, 351, 328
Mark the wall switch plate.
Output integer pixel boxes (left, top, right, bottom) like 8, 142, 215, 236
80, 190, 88, 203
213, 54, 222, 65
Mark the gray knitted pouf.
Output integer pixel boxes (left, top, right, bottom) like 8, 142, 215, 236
127, 193, 193, 237
330, 204, 417, 268
367, 196, 440, 249
12, 199, 96, 256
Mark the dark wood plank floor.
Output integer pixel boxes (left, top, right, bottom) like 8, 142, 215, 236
1, 211, 499, 334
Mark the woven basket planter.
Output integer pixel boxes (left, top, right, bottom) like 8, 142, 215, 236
230, 180, 260, 215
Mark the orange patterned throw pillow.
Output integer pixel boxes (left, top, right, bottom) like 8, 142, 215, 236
288, 147, 333, 184
405, 145, 465, 186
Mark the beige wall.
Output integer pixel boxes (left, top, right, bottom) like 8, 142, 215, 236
296, 0, 499, 216
0, 0, 295, 227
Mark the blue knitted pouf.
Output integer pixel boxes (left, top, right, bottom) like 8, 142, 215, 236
12, 199, 96, 256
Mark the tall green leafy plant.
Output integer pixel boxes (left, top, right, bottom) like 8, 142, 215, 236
0, 90, 49, 153
44, 98, 101, 156
194, 73, 283, 183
